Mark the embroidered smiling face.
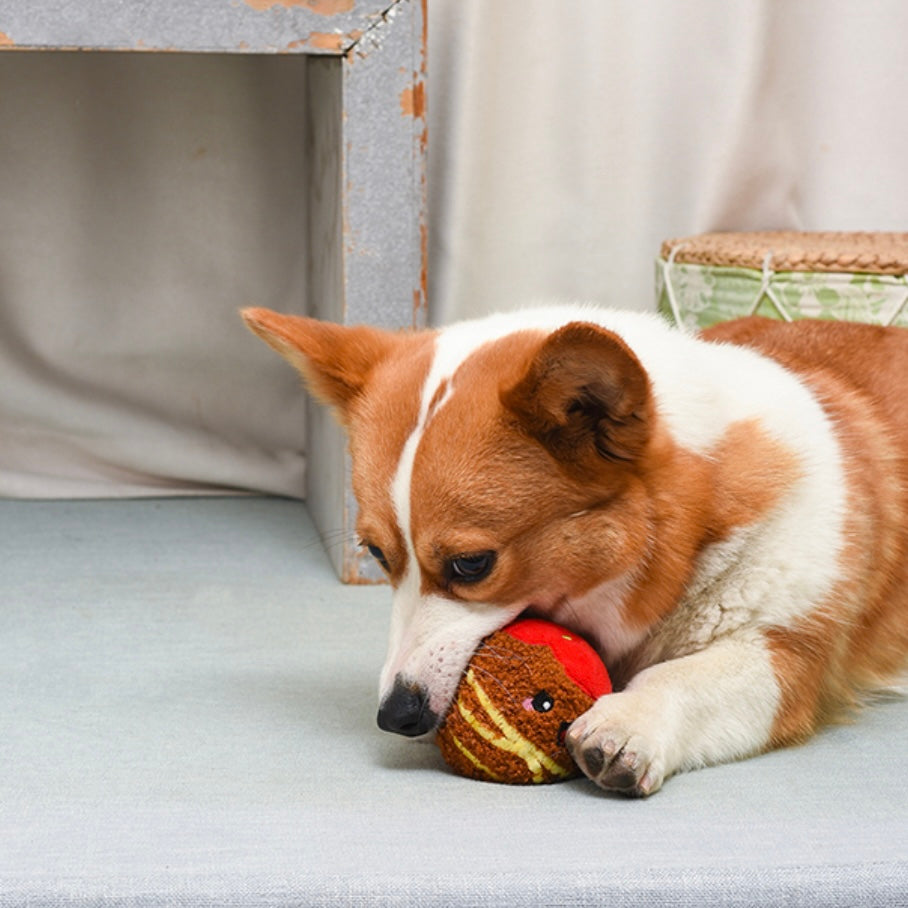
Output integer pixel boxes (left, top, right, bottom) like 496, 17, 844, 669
436, 620, 611, 784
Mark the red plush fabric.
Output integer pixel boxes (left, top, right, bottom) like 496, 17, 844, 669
503, 618, 611, 699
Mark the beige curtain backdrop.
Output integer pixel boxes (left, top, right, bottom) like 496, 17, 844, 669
428, 0, 908, 323
1, 0, 906, 497
0, 53, 310, 497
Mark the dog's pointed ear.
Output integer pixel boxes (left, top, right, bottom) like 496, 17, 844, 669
241, 307, 398, 422
500, 322, 652, 471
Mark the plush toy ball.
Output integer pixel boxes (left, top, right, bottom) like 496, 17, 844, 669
436, 618, 611, 784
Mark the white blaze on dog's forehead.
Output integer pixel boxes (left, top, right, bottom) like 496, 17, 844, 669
383, 312, 558, 697
389, 305, 634, 529
390, 311, 552, 556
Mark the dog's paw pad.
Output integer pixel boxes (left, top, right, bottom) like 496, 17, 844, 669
567, 708, 666, 797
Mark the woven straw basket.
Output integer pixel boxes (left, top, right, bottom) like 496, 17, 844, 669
657, 231, 908, 330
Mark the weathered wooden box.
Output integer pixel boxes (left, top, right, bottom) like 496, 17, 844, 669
0, 0, 427, 582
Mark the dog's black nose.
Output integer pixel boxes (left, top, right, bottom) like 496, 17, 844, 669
377, 679, 437, 737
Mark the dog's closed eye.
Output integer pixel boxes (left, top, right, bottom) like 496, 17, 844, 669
364, 543, 390, 572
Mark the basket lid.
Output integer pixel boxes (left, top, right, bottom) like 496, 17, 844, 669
660, 231, 908, 276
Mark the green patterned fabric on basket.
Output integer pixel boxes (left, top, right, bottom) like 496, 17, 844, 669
656, 261, 908, 332
656, 233, 908, 332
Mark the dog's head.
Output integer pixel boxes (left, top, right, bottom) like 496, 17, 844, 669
242, 307, 656, 738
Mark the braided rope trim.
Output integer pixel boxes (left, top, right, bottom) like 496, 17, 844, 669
660, 232, 908, 276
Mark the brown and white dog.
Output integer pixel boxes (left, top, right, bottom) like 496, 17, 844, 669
243, 304, 908, 795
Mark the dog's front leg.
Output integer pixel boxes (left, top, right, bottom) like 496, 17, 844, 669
565, 633, 779, 796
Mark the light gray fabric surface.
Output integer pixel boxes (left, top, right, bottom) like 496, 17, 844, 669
1, 498, 906, 906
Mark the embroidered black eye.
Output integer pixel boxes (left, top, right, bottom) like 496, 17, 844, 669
448, 551, 496, 584
531, 690, 554, 712
365, 544, 389, 571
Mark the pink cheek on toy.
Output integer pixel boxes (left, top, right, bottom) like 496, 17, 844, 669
522, 698, 534, 711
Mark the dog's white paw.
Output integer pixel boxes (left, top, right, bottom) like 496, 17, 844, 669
566, 694, 667, 797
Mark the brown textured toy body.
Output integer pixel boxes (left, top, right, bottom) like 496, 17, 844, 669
436, 619, 611, 784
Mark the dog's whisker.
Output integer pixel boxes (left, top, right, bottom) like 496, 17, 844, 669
298, 528, 365, 557
470, 661, 523, 710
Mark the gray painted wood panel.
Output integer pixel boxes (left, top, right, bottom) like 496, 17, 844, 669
0, 0, 428, 582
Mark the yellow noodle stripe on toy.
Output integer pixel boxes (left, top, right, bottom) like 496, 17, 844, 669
458, 669, 571, 782
455, 693, 554, 783
448, 733, 506, 783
